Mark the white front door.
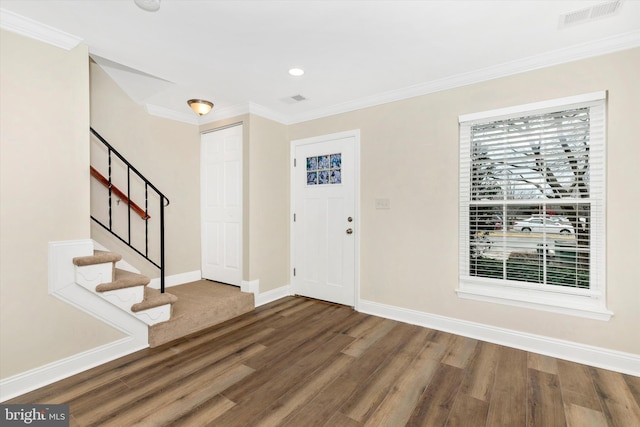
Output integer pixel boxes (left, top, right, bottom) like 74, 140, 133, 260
201, 125, 243, 285
292, 130, 359, 306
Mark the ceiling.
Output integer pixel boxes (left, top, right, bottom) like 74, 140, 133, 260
1, 1, 639, 125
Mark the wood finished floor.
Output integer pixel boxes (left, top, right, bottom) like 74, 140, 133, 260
6, 296, 640, 426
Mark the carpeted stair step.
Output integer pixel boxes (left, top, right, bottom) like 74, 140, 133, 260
95, 268, 150, 292
72, 248, 177, 327
132, 287, 178, 313
72, 250, 122, 267
148, 280, 254, 347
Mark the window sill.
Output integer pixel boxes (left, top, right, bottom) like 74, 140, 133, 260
457, 278, 613, 321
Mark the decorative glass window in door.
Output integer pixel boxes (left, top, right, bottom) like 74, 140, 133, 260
307, 153, 341, 185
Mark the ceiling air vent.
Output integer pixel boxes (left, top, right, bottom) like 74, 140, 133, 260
559, 0, 623, 28
281, 94, 308, 105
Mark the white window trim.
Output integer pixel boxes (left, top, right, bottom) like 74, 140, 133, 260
458, 91, 612, 320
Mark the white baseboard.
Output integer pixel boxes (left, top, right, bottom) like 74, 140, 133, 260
255, 285, 293, 307
0, 336, 147, 402
148, 270, 202, 289
358, 299, 640, 376
240, 279, 292, 307
241, 279, 259, 294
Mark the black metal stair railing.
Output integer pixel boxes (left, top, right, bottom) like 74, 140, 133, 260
90, 127, 169, 293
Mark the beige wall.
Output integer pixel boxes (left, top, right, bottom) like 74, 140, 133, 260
289, 48, 640, 355
200, 115, 290, 292
247, 115, 290, 291
0, 31, 125, 379
89, 62, 201, 278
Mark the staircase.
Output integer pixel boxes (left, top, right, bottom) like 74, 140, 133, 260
70, 247, 255, 347
82, 128, 255, 348
73, 251, 177, 326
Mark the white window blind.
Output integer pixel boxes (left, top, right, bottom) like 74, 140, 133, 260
458, 92, 610, 319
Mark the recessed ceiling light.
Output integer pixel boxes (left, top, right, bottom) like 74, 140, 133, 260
289, 68, 305, 77
134, 0, 161, 12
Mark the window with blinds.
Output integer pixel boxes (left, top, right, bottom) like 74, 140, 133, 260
458, 92, 610, 319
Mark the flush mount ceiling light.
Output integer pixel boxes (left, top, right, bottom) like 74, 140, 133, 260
134, 0, 161, 12
187, 99, 214, 116
288, 68, 305, 77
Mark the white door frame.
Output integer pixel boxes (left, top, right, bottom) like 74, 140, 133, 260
290, 129, 361, 309
200, 123, 243, 286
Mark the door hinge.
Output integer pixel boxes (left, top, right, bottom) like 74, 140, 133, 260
294, 158, 297, 167
293, 213, 296, 222
293, 268, 296, 276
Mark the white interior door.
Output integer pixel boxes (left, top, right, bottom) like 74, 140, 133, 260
292, 131, 358, 306
201, 125, 243, 285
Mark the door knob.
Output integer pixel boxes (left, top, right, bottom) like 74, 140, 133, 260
347, 216, 353, 222
346, 228, 353, 234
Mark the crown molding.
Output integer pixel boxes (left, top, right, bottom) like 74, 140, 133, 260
144, 104, 198, 125
200, 103, 251, 124
0, 8, 82, 50
7, 6, 629, 129
198, 101, 291, 126
128, 30, 640, 128
204, 31, 639, 126
247, 102, 292, 124
285, 30, 640, 125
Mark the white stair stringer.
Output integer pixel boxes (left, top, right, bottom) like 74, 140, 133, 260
48, 240, 149, 337
99, 288, 146, 313
134, 305, 171, 325
18, 240, 151, 400
74, 262, 117, 293
73, 257, 171, 326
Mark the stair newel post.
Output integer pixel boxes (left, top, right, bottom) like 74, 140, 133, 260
108, 149, 112, 231
127, 165, 131, 245
160, 195, 165, 294
145, 183, 149, 258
